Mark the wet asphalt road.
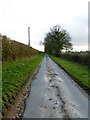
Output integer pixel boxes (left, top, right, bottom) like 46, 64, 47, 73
22, 55, 88, 118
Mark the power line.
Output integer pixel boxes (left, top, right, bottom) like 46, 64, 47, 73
3, 1, 31, 45
5, 1, 28, 27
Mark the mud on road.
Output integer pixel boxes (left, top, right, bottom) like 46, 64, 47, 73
22, 55, 88, 118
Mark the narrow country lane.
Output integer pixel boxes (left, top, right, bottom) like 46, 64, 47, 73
22, 55, 88, 118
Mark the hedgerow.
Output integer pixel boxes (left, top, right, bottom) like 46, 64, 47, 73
2, 35, 38, 61
61, 51, 88, 65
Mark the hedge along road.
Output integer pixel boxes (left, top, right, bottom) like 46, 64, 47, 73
22, 55, 88, 118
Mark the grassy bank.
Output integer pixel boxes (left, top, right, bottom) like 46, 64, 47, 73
2, 54, 44, 115
50, 55, 89, 93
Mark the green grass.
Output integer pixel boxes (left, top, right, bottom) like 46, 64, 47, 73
0, 62, 2, 110
50, 55, 89, 91
2, 54, 44, 110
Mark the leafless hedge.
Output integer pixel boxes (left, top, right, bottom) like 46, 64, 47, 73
61, 51, 88, 65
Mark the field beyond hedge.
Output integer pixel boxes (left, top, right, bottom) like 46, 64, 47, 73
50, 55, 89, 93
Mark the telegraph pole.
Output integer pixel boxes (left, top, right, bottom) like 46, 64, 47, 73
28, 27, 30, 46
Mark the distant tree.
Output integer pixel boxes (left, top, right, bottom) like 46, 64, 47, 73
44, 25, 73, 56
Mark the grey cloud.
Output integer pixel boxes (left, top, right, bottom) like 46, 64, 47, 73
68, 15, 88, 46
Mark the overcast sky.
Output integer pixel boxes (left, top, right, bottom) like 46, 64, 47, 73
0, 0, 89, 51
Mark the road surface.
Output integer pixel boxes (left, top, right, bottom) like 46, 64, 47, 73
22, 55, 88, 118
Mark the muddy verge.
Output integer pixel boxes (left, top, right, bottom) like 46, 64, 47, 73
2, 61, 42, 119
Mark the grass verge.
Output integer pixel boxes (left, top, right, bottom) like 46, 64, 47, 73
2, 54, 44, 115
50, 55, 89, 93
0, 62, 2, 112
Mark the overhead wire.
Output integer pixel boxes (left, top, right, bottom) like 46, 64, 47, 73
4, 0, 29, 27
2, 0, 30, 45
